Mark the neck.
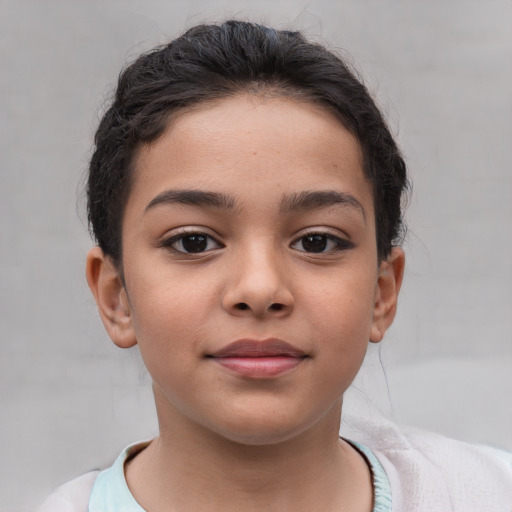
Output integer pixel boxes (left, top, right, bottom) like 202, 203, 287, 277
125, 389, 372, 512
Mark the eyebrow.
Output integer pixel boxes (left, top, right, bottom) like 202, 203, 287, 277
280, 190, 367, 223
145, 189, 238, 213
144, 188, 366, 222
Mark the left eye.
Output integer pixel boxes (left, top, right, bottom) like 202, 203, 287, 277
165, 233, 222, 253
291, 233, 350, 253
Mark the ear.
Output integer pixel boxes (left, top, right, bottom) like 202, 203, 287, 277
85, 246, 137, 349
369, 247, 405, 343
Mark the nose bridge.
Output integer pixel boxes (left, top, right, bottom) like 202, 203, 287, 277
223, 237, 293, 317
242, 241, 282, 291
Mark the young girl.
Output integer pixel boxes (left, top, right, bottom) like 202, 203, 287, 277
37, 20, 512, 512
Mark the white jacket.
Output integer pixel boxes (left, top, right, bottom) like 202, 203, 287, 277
36, 418, 512, 512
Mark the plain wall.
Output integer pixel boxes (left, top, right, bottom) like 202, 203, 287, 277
1, 1, 511, 510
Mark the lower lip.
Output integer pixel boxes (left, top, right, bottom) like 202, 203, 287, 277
212, 356, 305, 378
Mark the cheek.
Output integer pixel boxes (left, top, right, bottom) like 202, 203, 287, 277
305, 266, 377, 327
301, 268, 377, 365
127, 272, 216, 361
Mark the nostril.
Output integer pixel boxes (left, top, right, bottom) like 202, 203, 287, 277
231, 302, 289, 314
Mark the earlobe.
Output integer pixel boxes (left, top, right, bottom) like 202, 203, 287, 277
370, 247, 405, 343
85, 247, 137, 349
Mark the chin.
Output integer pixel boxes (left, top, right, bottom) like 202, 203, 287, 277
204, 409, 324, 447
215, 426, 307, 447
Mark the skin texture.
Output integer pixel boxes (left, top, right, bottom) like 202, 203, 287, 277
86, 95, 405, 512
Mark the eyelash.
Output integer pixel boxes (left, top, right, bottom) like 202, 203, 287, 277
161, 230, 353, 255
290, 232, 354, 254
161, 230, 224, 254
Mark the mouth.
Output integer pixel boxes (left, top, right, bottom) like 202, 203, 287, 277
207, 338, 308, 378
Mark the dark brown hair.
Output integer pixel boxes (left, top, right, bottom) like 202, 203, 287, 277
87, 20, 408, 264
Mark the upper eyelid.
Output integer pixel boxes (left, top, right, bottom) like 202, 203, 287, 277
291, 227, 351, 241
161, 226, 222, 240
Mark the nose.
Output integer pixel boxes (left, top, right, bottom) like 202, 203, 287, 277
222, 247, 294, 318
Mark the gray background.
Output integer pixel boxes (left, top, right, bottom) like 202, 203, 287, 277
1, 1, 511, 510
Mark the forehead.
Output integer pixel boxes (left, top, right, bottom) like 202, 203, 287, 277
128, 94, 373, 219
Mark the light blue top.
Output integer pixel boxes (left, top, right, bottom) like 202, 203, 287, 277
88, 440, 392, 512
350, 440, 392, 512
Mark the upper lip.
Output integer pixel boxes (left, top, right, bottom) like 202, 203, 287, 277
209, 338, 306, 358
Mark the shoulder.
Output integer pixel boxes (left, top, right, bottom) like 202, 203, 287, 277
35, 440, 151, 512
395, 426, 512, 477
476, 444, 512, 469
375, 426, 512, 511
344, 413, 512, 511
34, 471, 100, 512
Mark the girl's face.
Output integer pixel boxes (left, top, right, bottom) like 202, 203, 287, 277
88, 94, 403, 445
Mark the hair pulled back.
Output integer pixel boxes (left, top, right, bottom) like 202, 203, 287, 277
88, 20, 407, 264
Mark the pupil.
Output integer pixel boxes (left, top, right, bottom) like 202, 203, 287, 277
182, 235, 207, 253
303, 235, 327, 253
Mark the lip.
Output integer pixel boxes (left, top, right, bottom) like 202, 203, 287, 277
208, 338, 307, 378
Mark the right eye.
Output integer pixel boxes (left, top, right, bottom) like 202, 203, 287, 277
163, 232, 223, 253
